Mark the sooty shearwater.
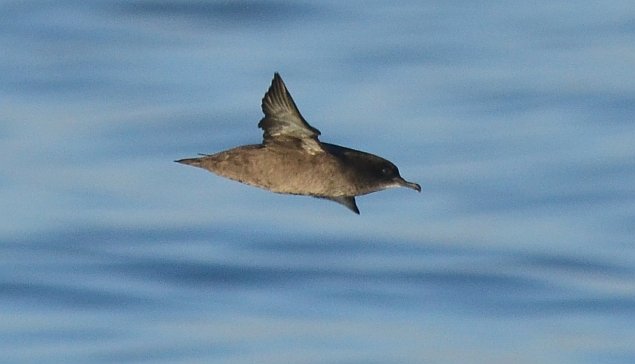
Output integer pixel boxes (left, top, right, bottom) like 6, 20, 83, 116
176, 73, 421, 214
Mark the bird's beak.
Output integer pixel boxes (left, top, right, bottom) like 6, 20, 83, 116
394, 177, 421, 192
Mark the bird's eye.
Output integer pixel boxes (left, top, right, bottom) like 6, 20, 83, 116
381, 167, 390, 175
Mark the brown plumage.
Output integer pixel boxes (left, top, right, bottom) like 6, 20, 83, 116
176, 73, 420, 214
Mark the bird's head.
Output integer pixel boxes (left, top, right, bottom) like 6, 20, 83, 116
366, 158, 421, 193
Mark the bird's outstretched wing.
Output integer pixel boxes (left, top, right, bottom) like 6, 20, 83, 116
258, 73, 324, 153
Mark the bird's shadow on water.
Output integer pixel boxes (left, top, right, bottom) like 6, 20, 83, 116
9, 224, 635, 317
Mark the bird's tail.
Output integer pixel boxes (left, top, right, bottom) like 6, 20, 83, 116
174, 157, 202, 167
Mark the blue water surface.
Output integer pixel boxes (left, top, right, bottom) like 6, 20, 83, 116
1, 1, 635, 363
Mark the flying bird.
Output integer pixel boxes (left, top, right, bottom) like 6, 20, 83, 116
176, 73, 420, 214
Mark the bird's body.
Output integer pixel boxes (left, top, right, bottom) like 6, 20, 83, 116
177, 73, 420, 214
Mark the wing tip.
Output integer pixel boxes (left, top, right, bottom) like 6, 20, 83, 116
318, 195, 360, 214
262, 72, 287, 110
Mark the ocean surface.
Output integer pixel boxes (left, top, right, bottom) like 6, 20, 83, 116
2, 1, 635, 363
